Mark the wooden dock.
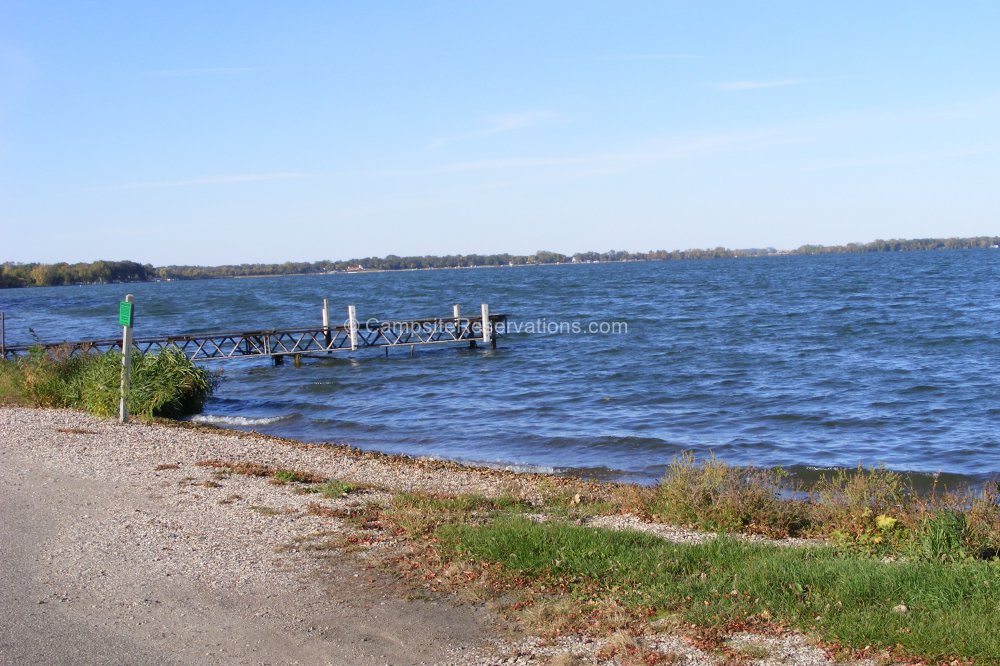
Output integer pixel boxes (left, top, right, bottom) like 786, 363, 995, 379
0, 303, 507, 363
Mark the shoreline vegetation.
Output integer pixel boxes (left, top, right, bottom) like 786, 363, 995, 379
2, 234, 998, 289
4, 405, 999, 664
0, 347, 214, 418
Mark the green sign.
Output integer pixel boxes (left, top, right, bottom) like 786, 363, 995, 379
118, 301, 133, 327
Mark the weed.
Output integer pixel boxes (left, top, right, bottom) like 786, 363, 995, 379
519, 597, 587, 637
196, 459, 271, 477
916, 511, 970, 562
317, 479, 359, 498
271, 468, 326, 484
597, 631, 664, 665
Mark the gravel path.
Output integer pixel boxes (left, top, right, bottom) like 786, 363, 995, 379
1, 407, 876, 666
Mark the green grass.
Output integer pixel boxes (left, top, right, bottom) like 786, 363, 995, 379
0, 347, 213, 418
386, 492, 529, 537
317, 479, 360, 498
272, 468, 320, 484
438, 515, 1000, 663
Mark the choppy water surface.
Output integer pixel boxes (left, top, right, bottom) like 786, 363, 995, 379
3, 250, 998, 484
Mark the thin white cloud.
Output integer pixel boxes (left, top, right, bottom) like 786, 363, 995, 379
428, 110, 559, 148
715, 79, 800, 91
439, 128, 800, 174
151, 67, 254, 77
91, 172, 312, 192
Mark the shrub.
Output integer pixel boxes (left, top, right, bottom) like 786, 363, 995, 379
0, 348, 214, 418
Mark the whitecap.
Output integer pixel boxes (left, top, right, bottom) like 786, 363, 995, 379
189, 414, 289, 427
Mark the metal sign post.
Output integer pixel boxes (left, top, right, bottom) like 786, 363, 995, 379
118, 295, 135, 423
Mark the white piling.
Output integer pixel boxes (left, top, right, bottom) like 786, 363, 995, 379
348, 304, 358, 351
481, 303, 491, 345
119, 294, 135, 423
322, 298, 331, 346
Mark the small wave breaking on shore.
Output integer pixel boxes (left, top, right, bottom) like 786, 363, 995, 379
189, 414, 291, 427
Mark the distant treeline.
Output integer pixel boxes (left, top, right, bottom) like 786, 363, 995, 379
2, 236, 998, 288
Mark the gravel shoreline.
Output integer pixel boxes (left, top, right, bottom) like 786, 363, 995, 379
1, 407, 875, 665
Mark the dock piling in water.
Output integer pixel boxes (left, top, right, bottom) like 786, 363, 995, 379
348, 304, 358, 351
322, 298, 331, 347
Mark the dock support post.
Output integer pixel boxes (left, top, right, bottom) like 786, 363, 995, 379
348, 305, 358, 351
481, 303, 491, 347
273, 354, 284, 366
452, 304, 460, 337
293, 354, 301, 368
322, 298, 331, 348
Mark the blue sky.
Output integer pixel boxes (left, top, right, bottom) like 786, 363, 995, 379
2, 1, 999, 265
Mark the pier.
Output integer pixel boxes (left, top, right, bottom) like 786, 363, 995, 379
0, 303, 507, 363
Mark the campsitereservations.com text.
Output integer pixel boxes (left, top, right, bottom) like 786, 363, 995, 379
358, 318, 628, 336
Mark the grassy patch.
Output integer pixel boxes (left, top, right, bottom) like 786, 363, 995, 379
316, 479, 360, 498
437, 515, 1000, 663
270, 468, 326, 484
0, 347, 213, 418
387, 492, 530, 537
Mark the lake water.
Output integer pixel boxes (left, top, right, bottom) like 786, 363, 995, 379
2, 250, 998, 485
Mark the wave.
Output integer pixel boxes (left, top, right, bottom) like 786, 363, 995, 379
480, 461, 558, 475
189, 414, 291, 427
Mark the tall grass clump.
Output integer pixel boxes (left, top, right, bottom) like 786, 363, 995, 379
0, 346, 85, 407
647, 451, 811, 537
0, 347, 214, 418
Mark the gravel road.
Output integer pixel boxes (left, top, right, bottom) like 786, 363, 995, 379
0, 407, 490, 665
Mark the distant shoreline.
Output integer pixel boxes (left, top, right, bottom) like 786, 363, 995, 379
3, 235, 999, 289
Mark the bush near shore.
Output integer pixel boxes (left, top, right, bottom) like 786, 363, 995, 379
0, 347, 213, 418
